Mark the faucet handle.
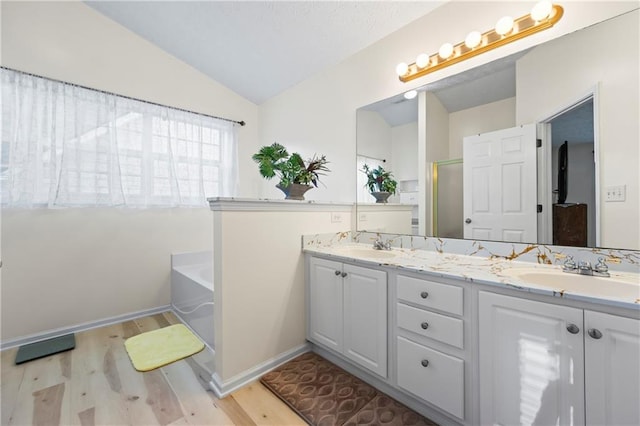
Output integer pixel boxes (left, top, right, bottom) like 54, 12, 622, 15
595, 257, 609, 274
563, 255, 577, 272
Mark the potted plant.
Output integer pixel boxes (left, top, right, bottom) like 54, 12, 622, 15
361, 164, 397, 203
252, 142, 330, 200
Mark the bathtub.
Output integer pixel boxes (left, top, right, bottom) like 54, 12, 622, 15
171, 251, 214, 350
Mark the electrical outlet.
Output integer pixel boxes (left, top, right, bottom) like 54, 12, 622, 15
605, 185, 626, 202
330, 212, 343, 223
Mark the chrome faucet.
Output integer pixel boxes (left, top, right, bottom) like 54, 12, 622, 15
373, 236, 391, 251
578, 260, 593, 275
562, 255, 610, 277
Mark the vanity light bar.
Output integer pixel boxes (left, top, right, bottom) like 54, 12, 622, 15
397, 2, 564, 83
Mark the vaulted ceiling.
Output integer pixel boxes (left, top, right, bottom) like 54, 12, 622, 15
86, 1, 445, 104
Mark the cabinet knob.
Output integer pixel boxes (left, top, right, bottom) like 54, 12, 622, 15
421, 322, 429, 330
421, 359, 430, 367
334, 270, 341, 276
566, 323, 580, 334
465, 218, 472, 224
420, 291, 429, 299
341, 272, 347, 278
588, 328, 603, 339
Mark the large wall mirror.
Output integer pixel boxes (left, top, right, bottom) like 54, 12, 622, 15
356, 9, 639, 250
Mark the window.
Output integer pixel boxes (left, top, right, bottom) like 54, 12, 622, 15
1, 69, 238, 208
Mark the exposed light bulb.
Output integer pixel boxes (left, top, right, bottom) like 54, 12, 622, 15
404, 90, 418, 100
396, 62, 409, 76
495, 16, 514, 35
438, 43, 454, 59
416, 53, 430, 69
531, 0, 553, 21
465, 31, 482, 49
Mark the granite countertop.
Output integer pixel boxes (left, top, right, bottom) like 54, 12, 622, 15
304, 243, 640, 310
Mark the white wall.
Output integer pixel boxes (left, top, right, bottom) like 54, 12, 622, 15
516, 9, 639, 249
211, 203, 351, 384
1, 1, 258, 341
391, 121, 418, 182
356, 110, 392, 161
449, 97, 516, 159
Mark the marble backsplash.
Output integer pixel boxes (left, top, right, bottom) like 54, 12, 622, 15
302, 231, 640, 274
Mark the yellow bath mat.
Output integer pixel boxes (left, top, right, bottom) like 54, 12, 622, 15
124, 324, 204, 372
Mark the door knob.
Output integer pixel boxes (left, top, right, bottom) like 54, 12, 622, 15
588, 328, 603, 339
566, 323, 580, 334
465, 218, 472, 224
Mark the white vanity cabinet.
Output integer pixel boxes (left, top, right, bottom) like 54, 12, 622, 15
395, 274, 466, 420
479, 291, 640, 426
584, 311, 640, 426
308, 256, 387, 378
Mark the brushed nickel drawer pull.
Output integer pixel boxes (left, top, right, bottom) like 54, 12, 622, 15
420, 291, 429, 299
421, 322, 429, 330
421, 359, 430, 367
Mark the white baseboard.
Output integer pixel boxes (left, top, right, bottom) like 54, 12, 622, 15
0, 305, 171, 350
208, 343, 311, 398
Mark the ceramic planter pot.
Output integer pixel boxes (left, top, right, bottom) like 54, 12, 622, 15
277, 183, 313, 200
371, 191, 391, 203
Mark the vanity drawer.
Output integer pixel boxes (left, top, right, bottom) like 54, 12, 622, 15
397, 303, 464, 349
397, 275, 463, 316
397, 336, 464, 419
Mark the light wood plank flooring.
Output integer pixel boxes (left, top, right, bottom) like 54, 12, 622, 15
1, 312, 306, 425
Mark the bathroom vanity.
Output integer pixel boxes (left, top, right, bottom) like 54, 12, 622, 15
304, 233, 640, 426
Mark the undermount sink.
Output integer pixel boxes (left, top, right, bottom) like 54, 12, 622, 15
334, 247, 398, 259
502, 268, 640, 300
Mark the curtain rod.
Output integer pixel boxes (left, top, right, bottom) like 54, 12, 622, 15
1, 66, 246, 127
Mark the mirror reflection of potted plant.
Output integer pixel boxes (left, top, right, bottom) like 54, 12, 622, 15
252, 142, 330, 200
362, 164, 397, 203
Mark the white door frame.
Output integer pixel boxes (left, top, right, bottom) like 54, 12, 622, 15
536, 85, 600, 246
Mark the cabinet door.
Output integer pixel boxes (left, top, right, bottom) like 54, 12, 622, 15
478, 292, 584, 426
308, 257, 343, 352
343, 263, 387, 377
585, 311, 640, 426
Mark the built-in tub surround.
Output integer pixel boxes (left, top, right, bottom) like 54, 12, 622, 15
171, 251, 214, 350
303, 232, 640, 308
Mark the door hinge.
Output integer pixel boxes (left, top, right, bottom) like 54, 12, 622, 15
537, 204, 543, 213
536, 139, 542, 148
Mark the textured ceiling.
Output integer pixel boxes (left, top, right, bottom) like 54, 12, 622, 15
86, 1, 444, 104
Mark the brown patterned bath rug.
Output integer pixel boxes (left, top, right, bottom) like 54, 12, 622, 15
260, 352, 438, 426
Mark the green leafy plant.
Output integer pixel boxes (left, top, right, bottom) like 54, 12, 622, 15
252, 142, 330, 188
362, 164, 398, 194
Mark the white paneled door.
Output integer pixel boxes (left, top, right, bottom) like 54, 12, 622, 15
584, 310, 640, 425
463, 124, 537, 242
343, 263, 387, 378
308, 257, 344, 353
478, 291, 585, 426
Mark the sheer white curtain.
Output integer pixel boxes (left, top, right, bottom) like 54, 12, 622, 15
1, 69, 238, 208
356, 155, 385, 203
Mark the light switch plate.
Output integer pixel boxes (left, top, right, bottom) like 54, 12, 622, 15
331, 212, 343, 223
605, 185, 626, 202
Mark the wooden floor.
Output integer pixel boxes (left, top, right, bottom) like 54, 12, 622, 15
1, 312, 306, 425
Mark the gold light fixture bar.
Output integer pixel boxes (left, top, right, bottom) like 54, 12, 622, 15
398, 4, 564, 83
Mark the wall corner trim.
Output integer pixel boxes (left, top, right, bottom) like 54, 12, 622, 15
208, 342, 311, 398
